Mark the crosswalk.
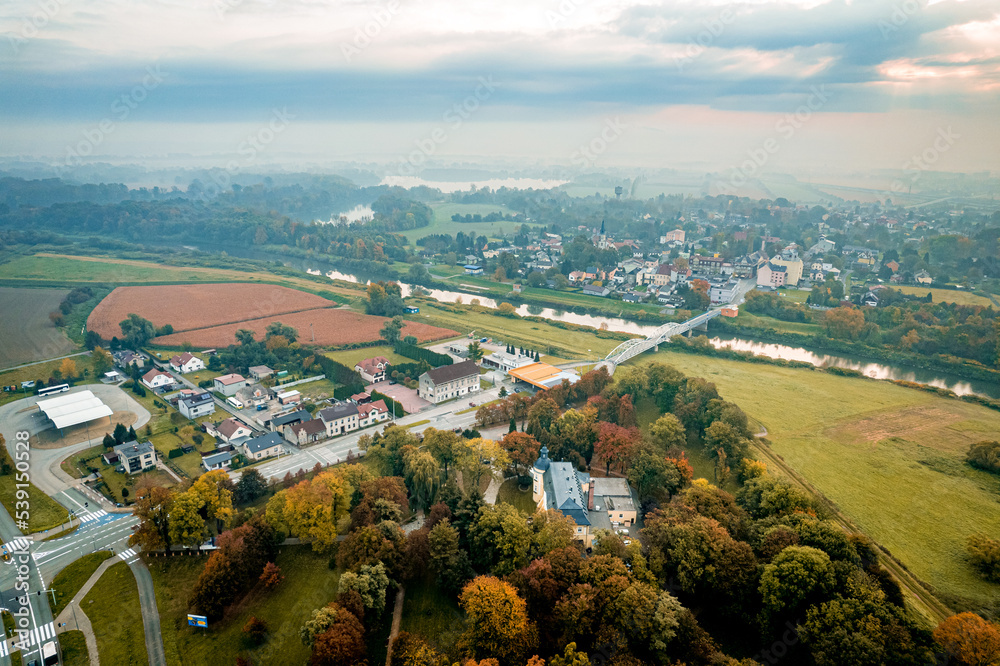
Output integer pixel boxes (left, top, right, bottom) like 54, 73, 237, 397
118, 547, 139, 562
2, 537, 31, 554
77, 509, 108, 523
0, 622, 56, 656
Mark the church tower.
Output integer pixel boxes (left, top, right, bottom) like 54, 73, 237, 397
531, 446, 550, 507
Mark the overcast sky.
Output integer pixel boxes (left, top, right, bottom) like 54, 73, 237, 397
1, 0, 997, 174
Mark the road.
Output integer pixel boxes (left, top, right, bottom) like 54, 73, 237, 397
245, 383, 504, 482
0, 351, 91, 374
32, 514, 139, 584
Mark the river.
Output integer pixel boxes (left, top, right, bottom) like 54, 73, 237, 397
199, 245, 1000, 400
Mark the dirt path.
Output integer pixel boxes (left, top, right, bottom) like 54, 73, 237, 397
749, 435, 952, 626
385, 586, 405, 666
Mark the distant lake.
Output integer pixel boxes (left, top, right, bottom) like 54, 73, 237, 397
379, 176, 568, 192
322, 205, 373, 224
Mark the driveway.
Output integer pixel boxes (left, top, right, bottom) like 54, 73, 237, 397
367, 383, 430, 414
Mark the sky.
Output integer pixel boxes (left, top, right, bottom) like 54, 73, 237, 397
0, 0, 998, 176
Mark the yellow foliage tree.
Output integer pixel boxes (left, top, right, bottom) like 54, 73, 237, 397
459, 576, 536, 664
268, 470, 352, 552
60, 358, 77, 379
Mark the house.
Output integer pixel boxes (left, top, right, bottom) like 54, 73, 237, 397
276, 389, 301, 406
640, 264, 674, 287
113, 440, 156, 474
248, 365, 274, 381
690, 255, 726, 275
581, 284, 610, 297
355, 357, 391, 383
141, 369, 174, 390
530, 447, 637, 547
481, 351, 535, 373
464, 265, 483, 275
115, 351, 144, 369
861, 291, 880, 307
242, 432, 284, 461
756, 262, 787, 288
915, 270, 932, 285
568, 271, 587, 283
202, 450, 233, 472
267, 409, 311, 431
622, 292, 643, 303
884, 260, 900, 274
733, 252, 766, 278
284, 419, 327, 446
319, 402, 360, 436
214, 418, 253, 443
235, 384, 273, 408
214, 373, 248, 396
169, 352, 205, 374
418, 360, 481, 404
358, 399, 390, 427
178, 391, 215, 419
659, 229, 685, 244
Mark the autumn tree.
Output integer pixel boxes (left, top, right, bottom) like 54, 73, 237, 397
649, 413, 686, 451
594, 422, 640, 476
459, 576, 536, 664
470, 503, 533, 575
169, 489, 207, 548
129, 486, 174, 552
526, 398, 559, 440
309, 608, 366, 666
91, 346, 113, 376
242, 616, 268, 647
461, 438, 510, 489
191, 469, 235, 532
502, 432, 541, 478
933, 612, 1000, 666
403, 447, 440, 509
266, 470, 352, 551
338, 562, 391, 614
823, 306, 866, 340
260, 562, 284, 589
423, 427, 464, 478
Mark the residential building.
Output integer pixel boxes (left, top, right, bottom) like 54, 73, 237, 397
757, 262, 787, 288
690, 255, 726, 275
235, 384, 273, 408
581, 284, 610, 297
358, 399, 390, 427
202, 450, 232, 472
214, 418, 253, 443
659, 229, 685, 244
214, 373, 248, 396
464, 265, 483, 275
242, 432, 284, 461
141, 369, 173, 390
178, 391, 215, 419
113, 440, 156, 474
640, 264, 674, 287
592, 477, 638, 527
769, 256, 804, 286
115, 351, 145, 369
481, 351, 535, 373
418, 360, 481, 404
319, 402, 360, 436
276, 390, 301, 406
733, 252, 766, 278
248, 365, 274, 381
284, 419, 327, 445
267, 409, 311, 431
709, 281, 739, 304
915, 270, 932, 285
169, 352, 205, 374
355, 357, 391, 383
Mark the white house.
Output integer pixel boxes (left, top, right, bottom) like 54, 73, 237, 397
169, 352, 205, 374
355, 357, 391, 383
202, 450, 232, 472
178, 391, 215, 419
141, 369, 174, 390
418, 360, 480, 404
358, 399, 391, 427
213, 417, 253, 443
214, 373, 248, 396
242, 432, 284, 461
319, 402, 360, 437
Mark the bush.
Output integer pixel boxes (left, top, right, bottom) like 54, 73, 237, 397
967, 533, 1000, 582
168, 448, 184, 459
242, 616, 268, 647
966, 440, 1000, 474
394, 342, 452, 367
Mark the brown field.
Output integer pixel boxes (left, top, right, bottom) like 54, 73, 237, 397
87, 283, 332, 339
0, 287, 77, 368
151, 308, 457, 347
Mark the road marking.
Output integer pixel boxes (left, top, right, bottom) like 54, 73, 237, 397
118, 547, 137, 561
0, 638, 8, 657
4, 537, 31, 553
77, 509, 108, 523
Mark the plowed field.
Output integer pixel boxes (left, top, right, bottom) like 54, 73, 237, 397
151, 308, 456, 347
87, 284, 332, 339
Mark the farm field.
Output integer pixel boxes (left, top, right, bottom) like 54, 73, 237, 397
148, 545, 347, 666
631, 349, 1000, 607
894, 285, 997, 308
87, 283, 334, 339
411, 299, 623, 359
0, 287, 77, 366
400, 202, 523, 243
152, 308, 457, 348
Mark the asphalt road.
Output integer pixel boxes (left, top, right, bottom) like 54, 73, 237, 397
129, 558, 166, 666
32, 513, 138, 584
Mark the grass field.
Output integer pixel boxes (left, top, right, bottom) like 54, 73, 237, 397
50, 551, 114, 616
400, 202, 522, 243
411, 300, 622, 359
323, 346, 412, 369
0, 357, 77, 407
400, 576, 465, 660
495, 478, 537, 514
83, 561, 148, 665
0, 287, 77, 367
0, 475, 67, 534
0, 254, 361, 299
148, 545, 344, 666
630, 350, 1000, 607
733, 310, 825, 336
59, 630, 90, 666
894, 285, 997, 308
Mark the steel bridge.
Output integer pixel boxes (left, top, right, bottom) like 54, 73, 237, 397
604, 309, 721, 366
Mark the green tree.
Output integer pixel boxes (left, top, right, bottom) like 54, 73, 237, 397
759, 546, 836, 622
235, 329, 256, 346
119, 313, 155, 349
649, 413, 686, 451
380, 315, 405, 345
467, 340, 485, 362
403, 448, 440, 509
469, 503, 532, 575
337, 562, 391, 614
91, 346, 113, 376
168, 490, 207, 548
